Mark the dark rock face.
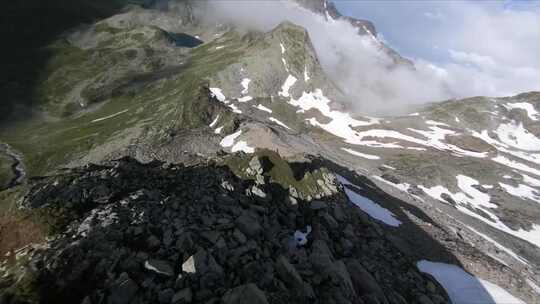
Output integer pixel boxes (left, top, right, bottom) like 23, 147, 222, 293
1, 156, 449, 304
293, 0, 376, 35
222, 283, 269, 304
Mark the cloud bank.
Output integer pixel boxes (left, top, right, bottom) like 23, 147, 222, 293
193, 0, 540, 115
336, 1, 540, 99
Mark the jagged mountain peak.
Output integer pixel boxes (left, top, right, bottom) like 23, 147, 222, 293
293, 0, 376, 35
206, 20, 344, 108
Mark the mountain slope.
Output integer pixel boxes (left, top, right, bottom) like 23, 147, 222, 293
0, 1, 539, 303
1, 152, 456, 304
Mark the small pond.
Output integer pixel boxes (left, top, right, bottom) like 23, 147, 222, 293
168, 33, 203, 48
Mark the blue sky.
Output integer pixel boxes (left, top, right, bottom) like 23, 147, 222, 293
334, 0, 540, 65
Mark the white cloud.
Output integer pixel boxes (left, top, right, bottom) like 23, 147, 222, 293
448, 50, 496, 70
424, 11, 444, 20
194, 0, 540, 115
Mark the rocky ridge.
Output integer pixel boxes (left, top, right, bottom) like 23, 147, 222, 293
1, 153, 450, 304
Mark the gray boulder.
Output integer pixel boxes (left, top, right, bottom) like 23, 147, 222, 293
107, 273, 139, 304
345, 259, 389, 304
275, 256, 314, 299
310, 200, 328, 210
171, 288, 193, 304
235, 213, 262, 237
144, 259, 174, 277
222, 283, 269, 304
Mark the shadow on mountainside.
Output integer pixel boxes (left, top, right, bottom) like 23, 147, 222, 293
292, 157, 457, 260
0, 0, 131, 124
0, 154, 500, 304
291, 156, 506, 303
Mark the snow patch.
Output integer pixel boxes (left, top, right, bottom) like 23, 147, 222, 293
473, 130, 540, 165
231, 141, 255, 153
214, 126, 223, 134
209, 115, 220, 128
492, 155, 540, 177
289, 89, 379, 144
500, 183, 540, 204
504, 102, 539, 121
362, 25, 379, 44
456, 175, 495, 208
337, 175, 401, 227
304, 65, 310, 82
341, 147, 380, 160
210, 87, 226, 102
407, 127, 488, 158
281, 58, 289, 72
523, 174, 540, 187
420, 177, 540, 247
417, 260, 525, 304
426, 120, 451, 127
91, 109, 128, 123
278, 75, 297, 98
220, 130, 254, 154
373, 176, 413, 194
237, 96, 253, 102
220, 130, 242, 148
253, 104, 272, 113
227, 104, 242, 114
293, 226, 312, 246
241, 78, 251, 95
495, 122, 540, 151
269, 117, 291, 130
280, 42, 289, 71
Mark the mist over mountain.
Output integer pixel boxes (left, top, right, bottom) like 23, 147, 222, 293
194, 0, 540, 116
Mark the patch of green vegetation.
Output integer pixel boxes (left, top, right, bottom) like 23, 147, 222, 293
35, 25, 178, 116
461, 107, 489, 126
267, 99, 309, 132
390, 153, 446, 184
0, 187, 47, 268
1, 94, 139, 176
268, 23, 311, 74
35, 41, 102, 116
94, 23, 122, 35
0, 186, 24, 214
0, 268, 41, 304
308, 126, 340, 142
427, 97, 493, 126
0, 154, 14, 190
1, 29, 249, 177
223, 149, 333, 198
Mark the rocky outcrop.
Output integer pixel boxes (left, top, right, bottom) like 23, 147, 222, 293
0, 155, 449, 304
